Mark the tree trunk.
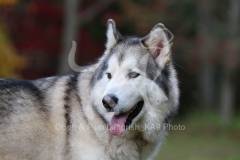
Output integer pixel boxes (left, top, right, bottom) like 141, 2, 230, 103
58, 0, 80, 74
220, 0, 239, 122
57, 0, 114, 74
197, 1, 216, 109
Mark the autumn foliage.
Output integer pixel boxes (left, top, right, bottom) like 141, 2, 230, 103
0, 23, 27, 78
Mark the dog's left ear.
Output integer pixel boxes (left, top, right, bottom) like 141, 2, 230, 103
106, 19, 122, 49
141, 23, 172, 68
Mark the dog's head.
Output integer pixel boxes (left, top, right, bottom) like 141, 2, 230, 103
91, 19, 179, 137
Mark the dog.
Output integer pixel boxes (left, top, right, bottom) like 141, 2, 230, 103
0, 19, 179, 160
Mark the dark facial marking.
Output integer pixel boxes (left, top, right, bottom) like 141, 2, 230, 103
146, 56, 170, 97
97, 62, 108, 80
90, 53, 113, 87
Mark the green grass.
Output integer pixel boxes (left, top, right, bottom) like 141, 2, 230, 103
154, 111, 240, 160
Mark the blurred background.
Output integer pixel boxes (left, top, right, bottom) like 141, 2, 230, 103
0, 0, 239, 159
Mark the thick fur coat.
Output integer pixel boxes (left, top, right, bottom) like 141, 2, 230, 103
0, 19, 179, 160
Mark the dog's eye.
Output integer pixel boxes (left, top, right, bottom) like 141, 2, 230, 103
129, 72, 140, 78
106, 73, 112, 79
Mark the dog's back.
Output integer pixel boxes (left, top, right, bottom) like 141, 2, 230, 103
0, 79, 60, 159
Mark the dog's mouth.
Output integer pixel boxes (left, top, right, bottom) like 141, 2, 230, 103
110, 100, 144, 136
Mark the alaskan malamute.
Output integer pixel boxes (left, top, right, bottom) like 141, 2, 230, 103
0, 19, 179, 160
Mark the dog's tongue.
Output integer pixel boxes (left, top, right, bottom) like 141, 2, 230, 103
110, 114, 128, 136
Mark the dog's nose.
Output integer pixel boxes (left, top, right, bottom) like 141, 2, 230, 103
102, 94, 118, 111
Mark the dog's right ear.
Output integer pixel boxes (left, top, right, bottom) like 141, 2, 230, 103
106, 19, 122, 49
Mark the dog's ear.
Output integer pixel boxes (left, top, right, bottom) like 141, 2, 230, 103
106, 19, 122, 49
141, 23, 172, 68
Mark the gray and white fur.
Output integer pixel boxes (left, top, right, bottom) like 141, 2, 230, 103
0, 19, 179, 160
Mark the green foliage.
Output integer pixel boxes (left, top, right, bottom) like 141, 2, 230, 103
0, 23, 27, 78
